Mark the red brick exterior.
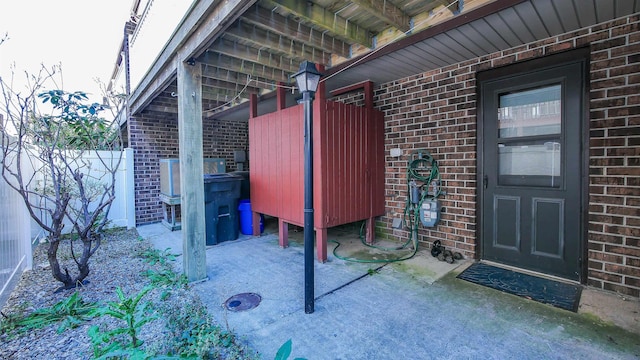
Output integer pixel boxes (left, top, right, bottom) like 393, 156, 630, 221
587, 15, 640, 296
129, 112, 248, 225
332, 14, 640, 296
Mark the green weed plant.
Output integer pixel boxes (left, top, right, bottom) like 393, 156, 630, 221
0, 291, 98, 336
88, 286, 156, 358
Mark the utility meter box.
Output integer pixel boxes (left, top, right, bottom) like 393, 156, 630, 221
420, 200, 440, 227
160, 158, 226, 197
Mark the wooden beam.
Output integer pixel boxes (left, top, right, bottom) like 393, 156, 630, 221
166, 84, 236, 105
419, 0, 460, 14
177, 59, 207, 283
265, 0, 373, 48
199, 51, 290, 83
242, 4, 350, 58
201, 65, 277, 90
210, 37, 300, 73
202, 76, 260, 94
350, 0, 410, 32
201, 87, 241, 102
224, 21, 332, 65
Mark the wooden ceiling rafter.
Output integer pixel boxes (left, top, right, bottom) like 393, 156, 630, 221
241, 4, 351, 58
201, 65, 278, 91
349, 0, 411, 32
202, 87, 242, 103
223, 20, 334, 64
198, 51, 291, 83
209, 37, 300, 74
201, 76, 261, 95
264, 0, 374, 48
163, 83, 239, 104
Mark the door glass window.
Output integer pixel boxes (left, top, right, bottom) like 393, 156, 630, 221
498, 141, 561, 187
497, 84, 562, 188
498, 85, 561, 138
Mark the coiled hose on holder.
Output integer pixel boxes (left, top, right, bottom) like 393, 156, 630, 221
330, 150, 441, 263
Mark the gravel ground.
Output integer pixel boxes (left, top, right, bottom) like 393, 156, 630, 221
0, 228, 256, 360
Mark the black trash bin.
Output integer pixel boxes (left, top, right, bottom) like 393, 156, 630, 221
230, 170, 250, 200
203, 174, 242, 245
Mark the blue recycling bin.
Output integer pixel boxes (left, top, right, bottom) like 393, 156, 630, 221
238, 199, 264, 235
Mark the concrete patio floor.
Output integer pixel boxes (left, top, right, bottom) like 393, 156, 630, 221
137, 221, 640, 359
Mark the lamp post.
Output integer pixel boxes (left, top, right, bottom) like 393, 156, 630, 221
292, 61, 322, 314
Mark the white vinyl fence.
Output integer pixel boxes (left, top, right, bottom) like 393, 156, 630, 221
0, 148, 134, 308
0, 162, 32, 308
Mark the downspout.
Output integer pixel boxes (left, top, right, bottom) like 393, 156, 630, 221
123, 21, 136, 146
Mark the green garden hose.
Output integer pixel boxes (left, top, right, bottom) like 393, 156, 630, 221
329, 221, 417, 263
403, 151, 441, 248
330, 150, 441, 264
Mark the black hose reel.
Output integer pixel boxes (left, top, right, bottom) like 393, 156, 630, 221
406, 150, 442, 228
405, 150, 462, 263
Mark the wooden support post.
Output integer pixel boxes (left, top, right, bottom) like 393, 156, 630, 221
252, 212, 261, 236
276, 82, 286, 110
314, 64, 328, 264
329, 80, 374, 108
365, 217, 375, 245
316, 64, 326, 102
364, 80, 373, 110
249, 93, 258, 118
316, 227, 327, 263
178, 59, 207, 283
279, 219, 289, 248
249, 93, 261, 237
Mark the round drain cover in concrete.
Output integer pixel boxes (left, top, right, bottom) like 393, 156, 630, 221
224, 292, 261, 312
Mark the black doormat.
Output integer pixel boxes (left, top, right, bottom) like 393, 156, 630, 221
457, 263, 582, 312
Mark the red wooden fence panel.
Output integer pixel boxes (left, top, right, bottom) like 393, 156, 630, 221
249, 105, 304, 224
320, 101, 380, 227
249, 98, 385, 259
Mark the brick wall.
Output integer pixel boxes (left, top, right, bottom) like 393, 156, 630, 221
586, 15, 640, 296
129, 112, 248, 225
203, 117, 249, 172
332, 14, 639, 296
372, 64, 479, 256
129, 112, 179, 225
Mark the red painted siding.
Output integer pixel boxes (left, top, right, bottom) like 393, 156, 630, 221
249, 99, 384, 229
249, 106, 303, 222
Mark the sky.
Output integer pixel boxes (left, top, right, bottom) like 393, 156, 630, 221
0, 0, 132, 104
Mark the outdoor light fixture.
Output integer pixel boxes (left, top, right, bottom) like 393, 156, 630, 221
292, 60, 322, 314
292, 61, 322, 94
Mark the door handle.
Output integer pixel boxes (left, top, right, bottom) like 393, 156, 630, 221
483, 175, 488, 189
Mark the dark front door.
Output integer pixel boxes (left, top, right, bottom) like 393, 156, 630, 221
479, 57, 585, 281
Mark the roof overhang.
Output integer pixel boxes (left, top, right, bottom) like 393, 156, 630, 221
126, 0, 640, 121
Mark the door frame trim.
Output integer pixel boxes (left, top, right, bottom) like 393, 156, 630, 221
475, 47, 590, 283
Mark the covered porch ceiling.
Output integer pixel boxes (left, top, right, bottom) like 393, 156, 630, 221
128, 0, 640, 121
